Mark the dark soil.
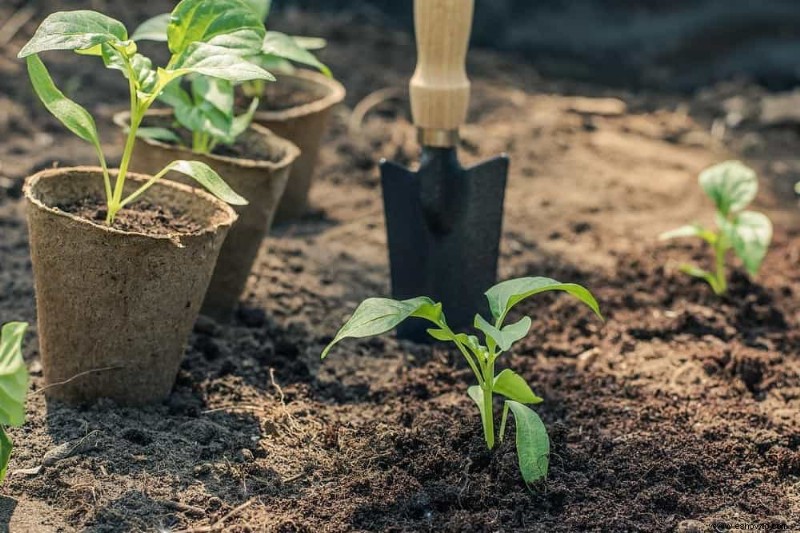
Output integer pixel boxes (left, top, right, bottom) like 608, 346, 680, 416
256, 80, 322, 112
0, 3, 799, 532
58, 197, 205, 236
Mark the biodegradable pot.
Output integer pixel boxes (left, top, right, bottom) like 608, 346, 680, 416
114, 110, 300, 322
25, 167, 236, 406
251, 70, 345, 223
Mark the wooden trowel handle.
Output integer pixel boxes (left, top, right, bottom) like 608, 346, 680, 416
410, 0, 474, 147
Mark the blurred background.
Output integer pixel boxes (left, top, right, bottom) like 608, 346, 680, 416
280, 0, 800, 90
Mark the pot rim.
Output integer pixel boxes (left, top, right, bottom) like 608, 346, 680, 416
253, 69, 346, 122
24, 166, 238, 242
113, 109, 301, 171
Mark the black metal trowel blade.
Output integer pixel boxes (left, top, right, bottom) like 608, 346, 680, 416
381, 148, 509, 341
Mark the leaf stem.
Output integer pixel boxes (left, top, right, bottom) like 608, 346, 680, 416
452, 337, 484, 387
118, 164, 172, 208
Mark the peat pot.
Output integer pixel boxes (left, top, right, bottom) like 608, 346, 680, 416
25, 167, 236, 406
251, 69, 345, 223
115, 110, 300, 322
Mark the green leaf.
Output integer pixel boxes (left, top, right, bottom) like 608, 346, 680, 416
132, 13, 170, 42
679, 264, 715, 282
467, 385, 485, 421
699, 161, 758, 216
164, 160, 248, 206
244, 0, 272, 21
194, 76, 234, 115
261, 32, 331, 76
136, 127, 181, 144
18, 10, 127, 58
726, 211, 773, 276
230, 98, 259, 141
322, 297, 441, 358
130, 54, 159, 94
506, 401, 549, 484
0, 323, 29, 428
659, 224, 716, 244
168, 0, 267, 57
474, 315, 532, 352
426, 329, 481, 351
189, 76, 235, 140
485, 277, 603, 323
0, 426, 11, 484
26, 55, 102, 150
255, 55, 295, 74
172, 43, 275, 82
293, 36, 327, 51
494, 370, 543, 405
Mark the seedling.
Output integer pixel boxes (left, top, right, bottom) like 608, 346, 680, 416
660, 161, 773, 295
322, 278, 603, 484
131, 0, 330, 154
0, 322, 29, 484
240, 0, 331, 98
17, 0, 279, 224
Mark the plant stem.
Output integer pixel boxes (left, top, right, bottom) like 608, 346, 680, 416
713, 238, 728, 295
482, 359, 495, 449
107, 75, 144, 224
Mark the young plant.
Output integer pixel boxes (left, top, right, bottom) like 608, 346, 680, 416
0, 322, 29, 484
321, 278, 603, 484
17, 0, 278, 224
240, 0, 331, 98
131, 0, 330, 154
660, 161, 773, 295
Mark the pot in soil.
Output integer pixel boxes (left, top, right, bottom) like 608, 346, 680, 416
250, 69, 345, 223
25, 167, 236, 406
114, 110, 300, 323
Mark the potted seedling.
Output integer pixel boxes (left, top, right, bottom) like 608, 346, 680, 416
242, 0, 344, 222
18, 0, 275, 405
0, 322, 29, 484
322, 277, 603, 484
660, 161, 773, 295
134, 0, 343, 223
115, 22, 302, 321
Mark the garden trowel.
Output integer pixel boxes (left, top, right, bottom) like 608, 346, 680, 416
381, 0, 509, 341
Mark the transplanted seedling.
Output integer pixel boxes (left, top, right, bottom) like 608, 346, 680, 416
660, 161, 773, 295
0, 323, 29, 484
322, 278, 603, 484
17, 0, 280, 224
131, 0, 330, 155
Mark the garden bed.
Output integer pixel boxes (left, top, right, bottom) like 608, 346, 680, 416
0, 3, 799, 532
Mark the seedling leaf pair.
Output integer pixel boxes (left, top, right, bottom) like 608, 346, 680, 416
660, 161, 773, 294
19, 0, 268, 224
0, 322, 29, 484
322, 277, 603, 485
132, 0, 330, 155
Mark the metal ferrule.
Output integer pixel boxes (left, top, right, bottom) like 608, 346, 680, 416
418, 128, 460, 148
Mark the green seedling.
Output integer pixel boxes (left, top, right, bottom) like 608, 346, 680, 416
17, 0, 279, 224
240, 0, 331, 98
322, 278, 603, 484
132, 0, 330, 154
0, 322, 29, 484
660, 161, 773, 295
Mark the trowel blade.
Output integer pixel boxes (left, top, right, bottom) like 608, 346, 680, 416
380, 153, 509, 341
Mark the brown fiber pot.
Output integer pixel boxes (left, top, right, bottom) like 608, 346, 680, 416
25, 167, 237, 406
114, 110, 300, 322
251, 70, 345, 223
